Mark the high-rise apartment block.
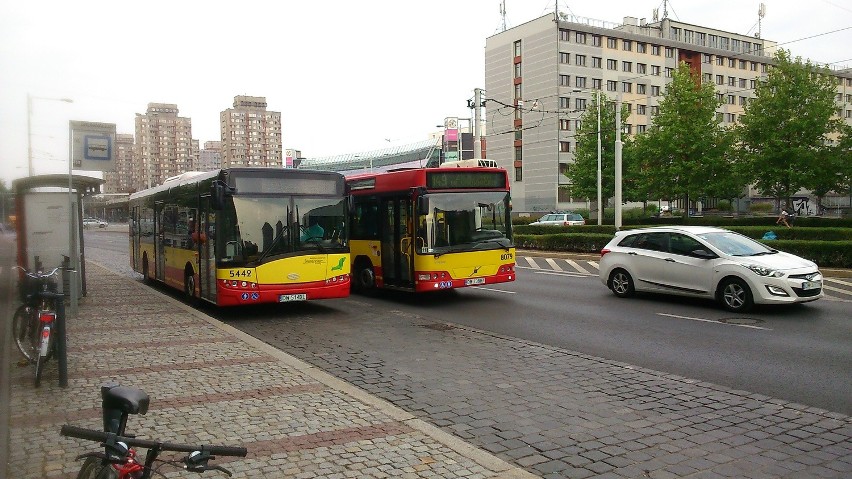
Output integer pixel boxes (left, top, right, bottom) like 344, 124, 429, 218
485, 13, 852, 212
133, 103, 194, 190
198, 141, 223, 171
220, 96, 282, 168
103, 133, 135, 193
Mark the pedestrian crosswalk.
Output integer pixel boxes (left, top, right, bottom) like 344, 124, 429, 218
517, 255, 852, 301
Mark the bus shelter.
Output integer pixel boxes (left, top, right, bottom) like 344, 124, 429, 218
12, 174, 104, 297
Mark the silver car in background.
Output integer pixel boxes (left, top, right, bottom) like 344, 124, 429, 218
599, 226, 823, 312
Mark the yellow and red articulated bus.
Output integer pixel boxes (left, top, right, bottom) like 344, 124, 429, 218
129, 168, 350, 307
346, 166, 515, 293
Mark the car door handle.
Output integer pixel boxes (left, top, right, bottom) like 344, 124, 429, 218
665, 257, 676, 262
628, 252, 637, 255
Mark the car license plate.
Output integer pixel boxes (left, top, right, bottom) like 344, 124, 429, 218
465, 277, 486, 286
801, 281, 819, 291
279, 293, 307, 302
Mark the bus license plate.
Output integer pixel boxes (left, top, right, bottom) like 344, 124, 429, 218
801, 281, 819, 291
279, 293, 307, 302
465, 278, 486, 286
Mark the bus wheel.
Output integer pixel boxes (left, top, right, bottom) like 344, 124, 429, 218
354, 262, 376, 293
184, 268, 196, 298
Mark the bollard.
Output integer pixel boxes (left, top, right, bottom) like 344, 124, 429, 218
55, 294, 68, 388
62, 255, 71, 299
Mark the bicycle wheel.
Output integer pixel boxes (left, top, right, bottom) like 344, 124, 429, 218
34, 323, 53, 388
76, 456, 117, 479
12, 304, 38, 363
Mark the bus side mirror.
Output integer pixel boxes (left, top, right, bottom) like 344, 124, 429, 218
417, 196, 429, 215
211, 183, 225, 210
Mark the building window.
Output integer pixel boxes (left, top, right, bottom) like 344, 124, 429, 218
559, 97, 570, 109
716, 75, 724, 85
684, 30, 694, 43
716, 93, 724, 102
716, 56, 724, 66
513, 40, 522, 56
637, 83, 647, 94
515, 127, 523, 140
515, 167, 522, 182
514, 62, 522, 78
575, 76, 587, 88
732, 39, 741, 53
622, 82, 632, 93
750, 79, 757, 89
622, 61, 632, 72
559, 29, 569, 42
751, 61, 758, 71
665, 67, 674, 77
607, 80, 617, 92
607, 37, 617, 48
560, 119, 571, 131
739, 59, 747, 69
637, 42, 646, 53
698, 32, 706, 46
726, 113, 737, 123
637, 63, 647, 74
709, 35, 718, 48
575, 54, 586, 66
637, 124, 647, 133
560, 52, 570, 64
623, 40, 632, 51
560, 141, 570, 152
650, 105, 659, 116
637, 104, 647, 115
703, 73, 712, 83
576, 32, 587, 44
728, 95, 736, 104
652, 45, 660, 55
515, 146, 523, 160
514, 83, 522, 100
592, 78, 602, 90
728, 58, 736, 68
702, 53, 711, 64
560, 74, 571, 86
665, 47, 675, 58
739, 96, 748, 106
728, 76, 736, 86
652, 65, 661, 76
592, 57, 602, 68
651, 85, 661, 96
576, 98, 587, 110
739, 78, 747, 88
720, 37, 730, 50
607, 59, 617, 70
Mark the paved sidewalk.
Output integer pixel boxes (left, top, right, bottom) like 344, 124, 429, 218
5, 263, 536, 479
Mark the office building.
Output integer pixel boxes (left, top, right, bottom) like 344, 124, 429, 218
485, 12, 852, 212
133, 103, 194, 190
220, 96, 282, 168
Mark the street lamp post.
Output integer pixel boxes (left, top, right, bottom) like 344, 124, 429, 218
27, 94, 73, 176
596, 90, 602, 226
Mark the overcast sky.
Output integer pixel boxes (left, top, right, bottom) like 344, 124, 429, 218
1, 0, 849, 186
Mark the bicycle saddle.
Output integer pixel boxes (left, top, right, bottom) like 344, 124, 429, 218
102, 385, 150, 415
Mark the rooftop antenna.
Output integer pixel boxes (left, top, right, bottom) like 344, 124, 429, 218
757, 3, 766, 39
652, 8, 659, 22
499, 0, 506, 32
662, 0, 669, 20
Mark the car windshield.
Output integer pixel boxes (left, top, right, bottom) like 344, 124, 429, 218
697, 231, 774, 257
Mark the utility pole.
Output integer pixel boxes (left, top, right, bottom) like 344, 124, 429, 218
596, 90, 602, 226
614, 92, 623, 230
473, 88, 483, 160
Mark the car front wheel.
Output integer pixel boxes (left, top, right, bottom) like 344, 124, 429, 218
608, 269, 635, 298
719, 277, 753, 313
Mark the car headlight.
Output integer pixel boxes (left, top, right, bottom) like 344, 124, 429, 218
742, 263, 784, 277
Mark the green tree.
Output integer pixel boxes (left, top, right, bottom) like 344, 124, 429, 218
736, 49, 841, 209
567, 94, 633, 203
629, 62, 738, 213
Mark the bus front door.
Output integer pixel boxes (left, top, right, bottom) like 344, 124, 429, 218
199, 198, 217, 303
155, 201, 165, 282
380, 197, 413, 288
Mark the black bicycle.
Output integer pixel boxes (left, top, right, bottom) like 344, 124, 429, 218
11, 265, 67, 387
61, 384, 247, 478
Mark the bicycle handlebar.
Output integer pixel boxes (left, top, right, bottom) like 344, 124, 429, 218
14, 265, 72, 279
60, 425, 248, 457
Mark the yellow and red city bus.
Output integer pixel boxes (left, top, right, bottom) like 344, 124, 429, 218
346, 166, 515, 293
129, 168, 350, 306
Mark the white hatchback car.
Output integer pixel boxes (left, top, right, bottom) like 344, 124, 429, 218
530, 212, 585, 226
599, 226, 823, 312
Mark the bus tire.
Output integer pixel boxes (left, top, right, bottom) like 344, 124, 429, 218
184, 266, 196, 299
353, 259, 375, 293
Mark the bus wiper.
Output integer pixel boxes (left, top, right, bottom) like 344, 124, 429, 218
256, 228, 287, 264
476, 238, 512, 251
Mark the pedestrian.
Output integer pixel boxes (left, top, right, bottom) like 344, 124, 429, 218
776, 207, 792, 228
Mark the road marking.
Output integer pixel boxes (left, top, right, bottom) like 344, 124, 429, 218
657, 312, 771, 330
531, 270, 593, 278
566, 259, 591, 275
545, 258, 563, 272
471, 286, 516, 294
523, 257, 540, 269
824, 277, 852, 287
587, 261, 599, 270
823, 284, 852, 297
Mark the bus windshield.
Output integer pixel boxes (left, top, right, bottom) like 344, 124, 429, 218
217, 195, 347, 265
418, 191, 512, 254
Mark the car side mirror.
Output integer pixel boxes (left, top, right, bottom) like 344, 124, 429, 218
691, 249, 717, 259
